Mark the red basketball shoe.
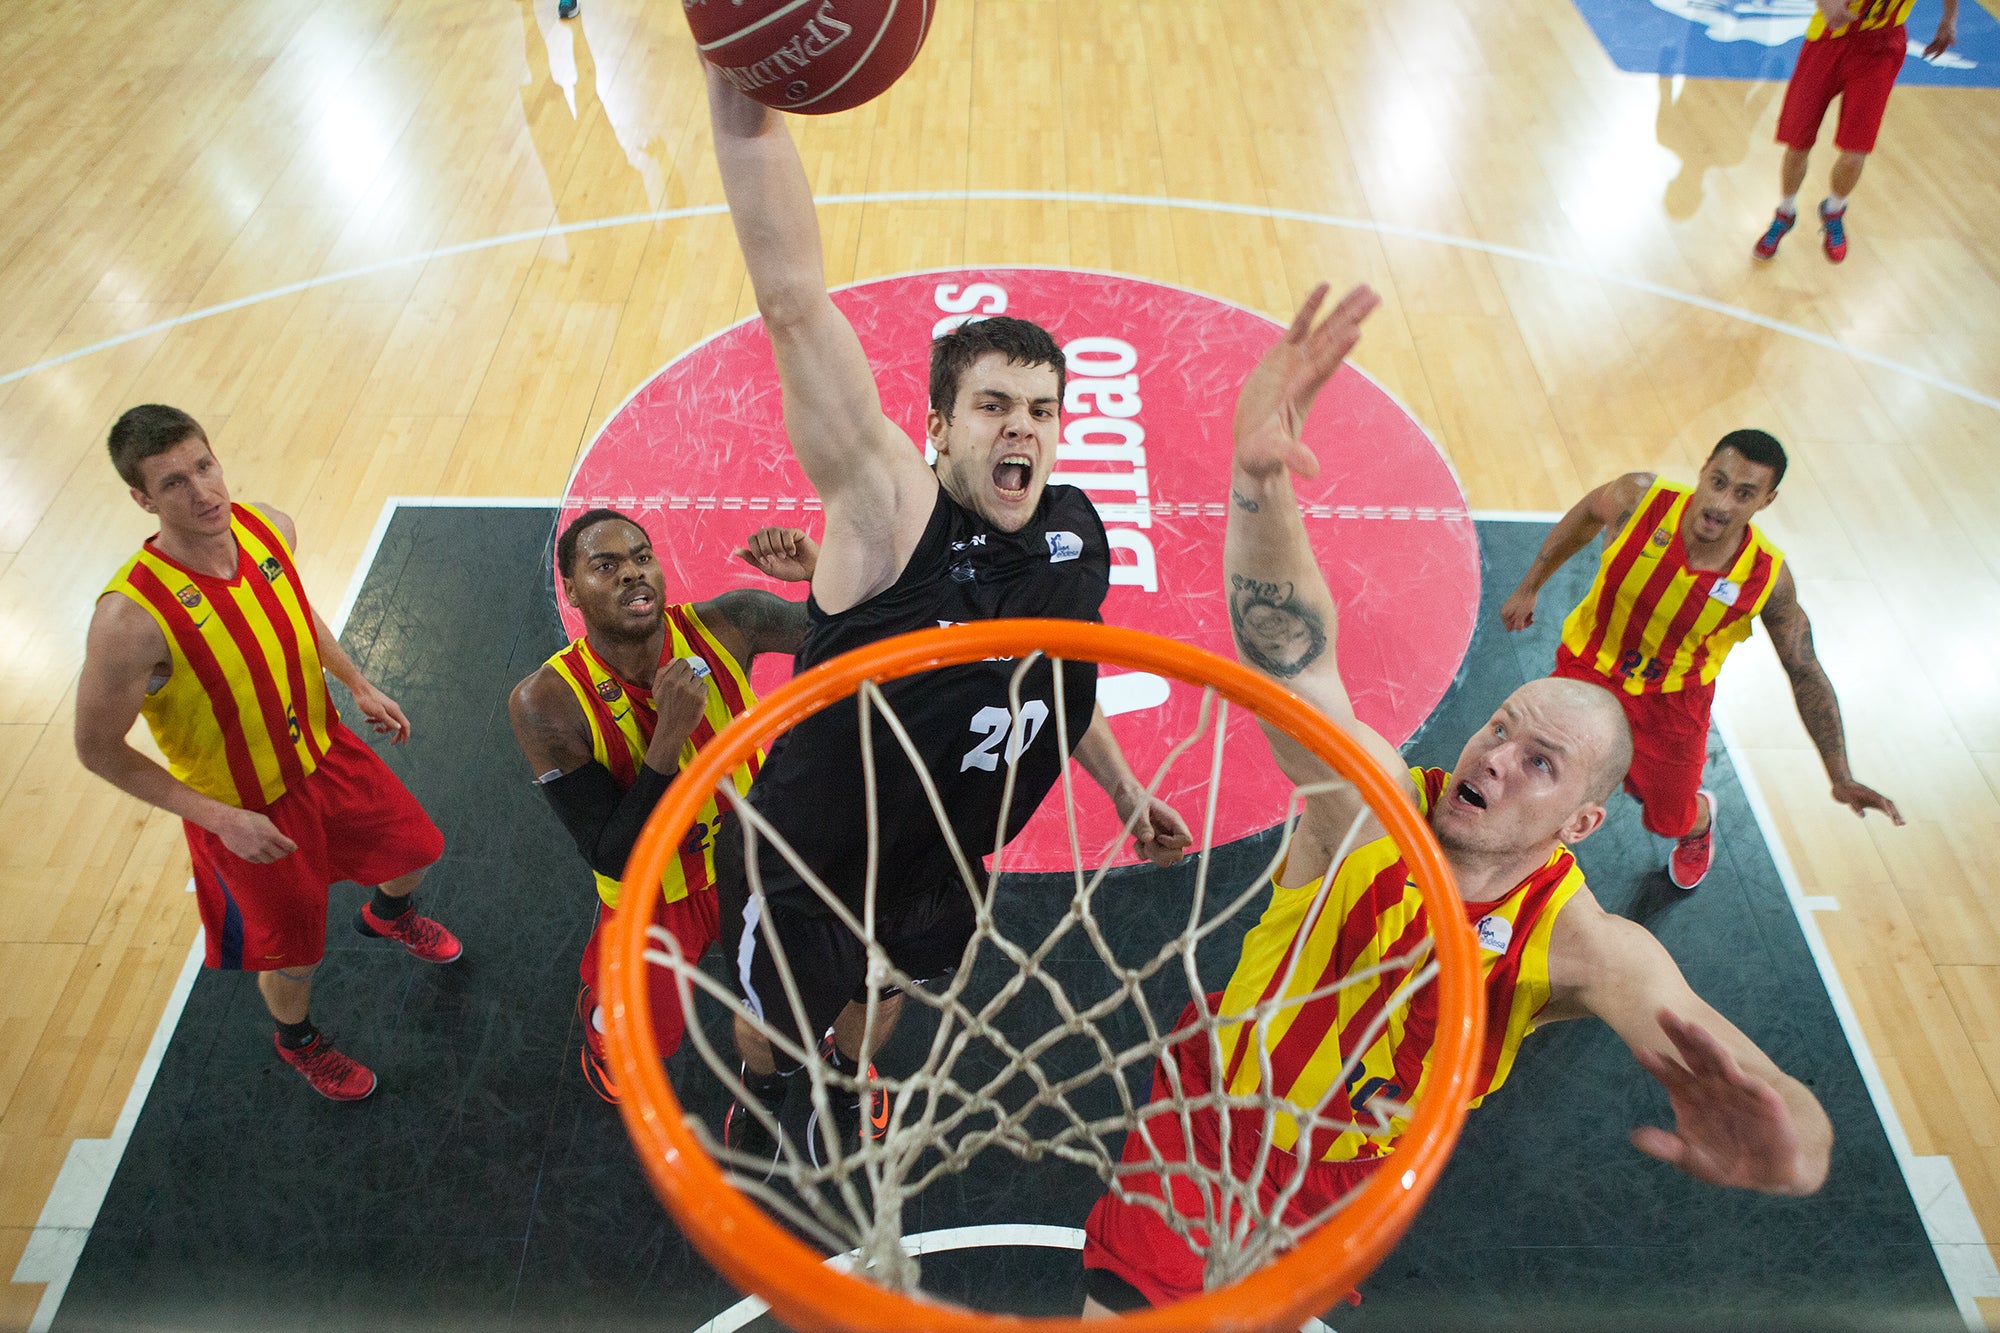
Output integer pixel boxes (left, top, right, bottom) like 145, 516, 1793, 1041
357, 900, 463, 963
1669, 790, 1718, 891
1818, 201, 1847, 263
274, 1032, 377, 1101
1753, 208, 1796, 261
576, 987, 620, 1104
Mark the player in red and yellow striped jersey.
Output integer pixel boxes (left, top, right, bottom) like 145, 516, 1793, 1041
1081, 286, 1833, 1314
1502, 430, 1900, 889
76, 406, 458, 1104
510, 510, 829, 1103
1753, 0, 1958, 262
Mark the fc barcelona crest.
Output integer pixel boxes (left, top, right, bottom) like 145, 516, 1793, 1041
595, 678, 624, 703
258, 556, 284, 582
175, 585, 203, 609
1649, 527, 1671, 549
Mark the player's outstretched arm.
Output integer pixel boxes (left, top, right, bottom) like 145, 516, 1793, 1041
1549, 898, 1832, 1195
704, 67, 933, 611
1499, 472, 1653, 631
1071, 706, 1193, 867
76, 595, 298, 864
1759, 566, 1902, 823
1225, 286, 1413, 870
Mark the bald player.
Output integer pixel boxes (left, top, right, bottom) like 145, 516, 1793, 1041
1080, 287, 1832, 1314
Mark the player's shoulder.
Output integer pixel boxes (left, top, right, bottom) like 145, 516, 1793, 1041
85, 588, 170, 671
511, 658, 580, 714
244, 502, 297, 550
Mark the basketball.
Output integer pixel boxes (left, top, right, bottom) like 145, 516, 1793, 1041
684, 0, 935, 115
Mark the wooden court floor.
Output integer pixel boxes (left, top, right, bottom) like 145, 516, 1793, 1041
0, 0, 1996, 1327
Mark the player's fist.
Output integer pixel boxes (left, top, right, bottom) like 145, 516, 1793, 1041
647, 657, 713, 768
1500, 586, 1538, 632
734, 527, 820, 583
216, 807, 298, 864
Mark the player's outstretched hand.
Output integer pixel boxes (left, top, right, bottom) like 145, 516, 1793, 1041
1499, 586, 1538, 632
1629, 1009, 1823, 1195
1115, 786, 1194, 868
1831, 779, 1904, 825
735, 527, 820, 583
1232, 283, 1381, 482
217, 807, 299, 864
1924, 16, 1956, 58
352, 683, 412, 743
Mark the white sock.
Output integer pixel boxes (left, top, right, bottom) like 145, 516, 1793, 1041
1779, 194, 1798, 216
1824, 193, 1848, 215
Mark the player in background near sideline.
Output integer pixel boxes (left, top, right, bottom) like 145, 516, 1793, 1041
1754, 0, 1957, 262
76, 405, 459, 1103
1079, 286, 1832, 1315
1501, 430, 1901, 889
508, 511, 828, 1103
702, 61, 1192, 1166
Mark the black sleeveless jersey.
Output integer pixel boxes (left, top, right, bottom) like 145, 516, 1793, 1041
737, 482, 1111, 914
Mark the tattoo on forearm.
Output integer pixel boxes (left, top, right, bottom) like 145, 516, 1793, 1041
1779, 620, 1849, 773
1230, 488, 1260, 513
1228, 574, 1329, 679
720, 590, 808, 653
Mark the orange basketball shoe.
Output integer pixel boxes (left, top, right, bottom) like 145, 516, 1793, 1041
807, 1035, 888, 1168
1669, 790, 1718, 891
576, 987, 619, 1105
274, 1032, 377, 1101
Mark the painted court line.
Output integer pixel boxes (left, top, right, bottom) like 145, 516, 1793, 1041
2, 192, 1996, 417
17, 503, 1990, 1332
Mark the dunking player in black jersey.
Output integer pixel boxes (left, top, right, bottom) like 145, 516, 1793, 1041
704, 66, 1193, 1162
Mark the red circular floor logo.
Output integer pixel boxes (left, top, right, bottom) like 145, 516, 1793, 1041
562, 268, 1477, 871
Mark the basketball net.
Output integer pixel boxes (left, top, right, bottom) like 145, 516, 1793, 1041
605, 621, 1482, 1333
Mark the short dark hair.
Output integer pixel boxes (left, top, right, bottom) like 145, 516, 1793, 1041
108, 404, 207, 490
929, 316, 1066, 420
556, 508, 648, 578
1708, 428, 1787, 489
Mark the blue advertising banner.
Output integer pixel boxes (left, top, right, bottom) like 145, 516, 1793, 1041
1571, 0, 1998, 86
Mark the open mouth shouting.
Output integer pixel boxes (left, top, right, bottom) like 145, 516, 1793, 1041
992, 452, 1034, 502
619, 585, 657, 616
1453, 779, 1489, 812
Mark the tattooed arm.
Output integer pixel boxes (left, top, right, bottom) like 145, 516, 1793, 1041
1225, 285, 1415, 877
700, 589, 811, 663
1500, 472, 1654, 631
1760, 567, 1904, 824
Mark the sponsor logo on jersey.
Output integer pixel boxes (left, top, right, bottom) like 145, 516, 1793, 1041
949, 535, 988, 552
1709, 577, 1741, 607
596, 678, 624, 703
948, 561, 976, 583
176, 585, 204, 609
1475, 913, 1513, 955
258, 556, 284, 582
1045, 531, 1082, 563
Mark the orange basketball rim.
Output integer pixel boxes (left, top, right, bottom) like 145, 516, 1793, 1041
604, 618, 1484, 1333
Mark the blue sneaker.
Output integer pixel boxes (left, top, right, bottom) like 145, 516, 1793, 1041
1753, 209, 1796, 261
